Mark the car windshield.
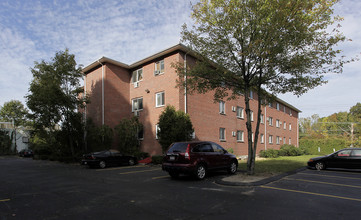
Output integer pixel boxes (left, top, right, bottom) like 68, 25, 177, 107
168, 143, 189, 153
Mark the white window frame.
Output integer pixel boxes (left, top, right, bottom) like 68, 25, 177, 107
219, 101, 226, 114
250, 111, 254, 121
260, 134, 264, 144
269, 117, 273, 126
289, 123, 292, 131
276, 119, 280, 128
236, 106, 244, 119
237, 130, 244, 142
284, 121, 286, 130
155, 91, 165, 107
283, 137, 286, 145
260, 114, 264, 124
276, 103, 280, 111
219, 128, 226, 141
276, 136, 280, 145
154, 60, 164, 75
132, 97, 143, 112
289, 138, 292, 145
269, 135, 273, 144
131, 68, 143, 83
155, 124, 160, 139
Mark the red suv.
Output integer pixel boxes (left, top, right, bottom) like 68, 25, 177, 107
162, 141, 238, 180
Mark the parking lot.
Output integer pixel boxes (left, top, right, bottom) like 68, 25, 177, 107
1, 157, 361, 219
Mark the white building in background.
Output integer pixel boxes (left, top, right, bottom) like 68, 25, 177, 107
0, 122, 30, 152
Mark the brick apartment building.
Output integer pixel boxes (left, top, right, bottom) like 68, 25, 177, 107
83, 44, 301, 156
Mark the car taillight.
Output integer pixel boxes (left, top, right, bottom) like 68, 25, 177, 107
185, 144, 191, 160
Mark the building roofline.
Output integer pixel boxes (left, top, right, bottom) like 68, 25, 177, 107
82, 56, 130, 74
275, 97, 302, 113
82, 44, 301, 113
82, 44, 194, 74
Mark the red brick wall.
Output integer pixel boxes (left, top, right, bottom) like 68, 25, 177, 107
85, 51, 299, 157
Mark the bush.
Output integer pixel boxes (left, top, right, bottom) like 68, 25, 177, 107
151, 155, 163, 164
134, 151, 150, 160
259, 149, 279, 158
279, 145, 304, 156
299, 137, 351, 155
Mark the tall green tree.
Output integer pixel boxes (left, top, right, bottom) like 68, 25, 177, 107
115, 117, 142, 155
0, 100, 28, 152
176, 0, 352, 174
158, 106, 194, 153
26, 49, 85, 159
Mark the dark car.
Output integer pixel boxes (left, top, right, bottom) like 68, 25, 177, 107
162, 141, 238, 180
308, 148, 361, 170
18, 149, 33, 157
81, 149, 137, 168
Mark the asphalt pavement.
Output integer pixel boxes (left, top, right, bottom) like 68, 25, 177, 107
2, 156, 361, 220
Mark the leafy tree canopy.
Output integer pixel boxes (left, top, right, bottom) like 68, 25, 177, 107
0, 100, 28, 127
158, 106, 194, 153
176, 0, 353, 174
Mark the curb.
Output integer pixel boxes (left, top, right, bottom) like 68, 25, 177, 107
215, 166, 308, 186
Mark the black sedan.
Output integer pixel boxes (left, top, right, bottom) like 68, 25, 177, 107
18, 149, 33, 157
81, 149, 137, 168
308, 148, 361, 170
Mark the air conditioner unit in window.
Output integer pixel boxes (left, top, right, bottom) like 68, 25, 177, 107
134, 82, 139, 88
154, 70, 160, 75
134, 111, 140, 117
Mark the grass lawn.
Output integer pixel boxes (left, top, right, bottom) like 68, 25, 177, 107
238, 155, 320, 175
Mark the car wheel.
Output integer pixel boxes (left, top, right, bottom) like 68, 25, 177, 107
99, 160, 106, 169
169, 171, 179, 179
228, 161, 238, 174
315, 162, 325, 171
128, 158, 135, 166
195, 164, 207, 180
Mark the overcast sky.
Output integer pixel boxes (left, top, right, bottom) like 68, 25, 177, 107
0, 0, 360, 119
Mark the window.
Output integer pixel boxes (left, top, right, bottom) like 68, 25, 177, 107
250, 111, 254, 121
219, 128, 226, 141
351, 149, 361, 156
155, 124, 160, 139
289, 138, 291, 145
268, 102, 272, 108
268, 117, 273, 126
284, 121, 286, 130
289, 123, 292, 131
337, 150, 352, 157
131, 68, 143, 83
156, 92, 165, 107
236, 106, 244, 119
276, 103, 280, 111
137, 128, 144, 140
237, 130, 244, 142
283, 106, 286, 113
154, 60, 164, 75
219, 101, 225, 114
276, 119, 280, 128
260, 114, 264, 124
132, 97, 143, 112
249, 90, 253, 99
283, 137, 286, 145
276, 136, 280, 145
269, 135, 273, 144
212, 143, 225, 153
260, 134, 264, 144
193, 144, 213, 153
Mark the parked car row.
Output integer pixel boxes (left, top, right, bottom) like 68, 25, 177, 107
80, 141, 238, 180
